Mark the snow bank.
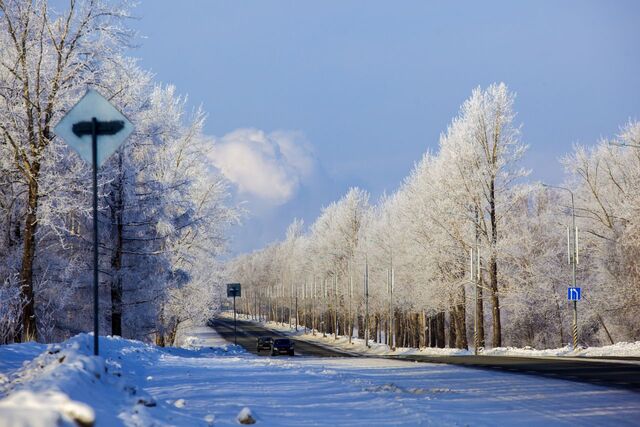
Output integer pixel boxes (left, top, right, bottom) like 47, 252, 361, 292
174, 321, 246, 355
0, 334, 160, 427
177, 335, 245, 355
578, 341, 640, 357
484, 341, 640, 358
0, 329, 252, 427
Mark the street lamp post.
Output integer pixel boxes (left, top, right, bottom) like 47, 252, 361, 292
333, 273, 338, 340
472, 206, 482, 355
543, 183, 579, 349
364, 255, 370, 348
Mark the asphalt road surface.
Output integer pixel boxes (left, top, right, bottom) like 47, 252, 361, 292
209, 316, 640, 392
390, 353, 640, 391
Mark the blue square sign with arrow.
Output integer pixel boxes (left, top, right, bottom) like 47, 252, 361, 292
568, 287, 582, 301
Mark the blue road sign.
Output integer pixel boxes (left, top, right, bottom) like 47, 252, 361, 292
568, 287, 582, 301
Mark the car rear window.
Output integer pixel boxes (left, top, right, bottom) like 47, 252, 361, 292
274, 339, 290, 345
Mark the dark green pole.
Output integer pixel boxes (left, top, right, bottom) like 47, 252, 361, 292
92, 117, 99, 356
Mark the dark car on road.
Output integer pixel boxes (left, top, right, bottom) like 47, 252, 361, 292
270, 338, 294, 356
256, 336, 273, 352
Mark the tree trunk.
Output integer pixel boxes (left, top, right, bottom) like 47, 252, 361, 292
19, 170, 40, 342
156, 306, 165, 347
455, 297, 468, 350
436, 312, 446, 348
596, 312, 614, 345
413, 313, 421, 348
477, 275, 486, 348
474, 206, 486, 349
489, 179, 502, 348
489, 253, 501, 348
419, 311, 426, 348
429, 315, 436, 347
448, 309, 456, 347
110, 157, 124, 337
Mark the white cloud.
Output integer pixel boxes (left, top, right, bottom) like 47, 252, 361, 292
208, 129, 314, 205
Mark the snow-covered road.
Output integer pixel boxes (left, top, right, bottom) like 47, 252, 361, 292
1, 325, 639, 426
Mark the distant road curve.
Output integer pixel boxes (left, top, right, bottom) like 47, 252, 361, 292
209, 316, 640, 392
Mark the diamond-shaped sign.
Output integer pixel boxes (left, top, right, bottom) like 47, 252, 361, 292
54, 89, 134, 167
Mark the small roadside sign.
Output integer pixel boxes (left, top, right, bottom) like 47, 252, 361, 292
568, 287, 581, 301
226, 283, 241, 345
227, 283, 241, 298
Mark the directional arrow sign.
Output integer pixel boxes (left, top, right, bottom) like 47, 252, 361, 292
568, 287, 582, 301
54, 89, 134, 167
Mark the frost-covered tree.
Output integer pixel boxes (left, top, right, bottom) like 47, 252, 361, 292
438, 83, 527, 347
0, 0, 135, 341
225, 89, 638, 351
561, 121, 640, 343
0, 0, 237, 345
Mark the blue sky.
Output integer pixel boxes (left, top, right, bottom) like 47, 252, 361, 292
130, 1, 639, 255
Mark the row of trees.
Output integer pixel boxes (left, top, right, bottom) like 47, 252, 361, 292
0, 0, 237, 344
229, 83, 640, 350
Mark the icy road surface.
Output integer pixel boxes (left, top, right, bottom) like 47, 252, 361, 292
1, 325, 639, 426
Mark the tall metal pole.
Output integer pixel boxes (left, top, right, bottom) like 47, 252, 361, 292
348, 261, 352, 344
471, 248, 477, 355
544, 184, 579, 349
334, 273, 338, 339
91, 118, 99, 357
390, 262, 395, 350
474, 206, 481, 355
312, 276, 316, 335
321, 278, 326, 337
387, 267, 391, 347
365, 256, 370, 348
233, 295, 237, 345
570, 191, 578, 349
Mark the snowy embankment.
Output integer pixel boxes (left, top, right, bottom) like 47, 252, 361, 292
0, 328, 245, 427
0, 334, 161, 426
2, 323, 640, 426
224, 312, 640, 358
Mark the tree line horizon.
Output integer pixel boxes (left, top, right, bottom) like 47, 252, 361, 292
229, 83, 640, 350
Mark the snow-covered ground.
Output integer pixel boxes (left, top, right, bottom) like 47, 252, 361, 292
2, 324, 640, 426
225, 312, 640, 359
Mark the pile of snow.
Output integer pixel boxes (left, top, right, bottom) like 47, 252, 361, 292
0, 327, 250, 426
0, 334, 159, 427
173, 321, 246, 355
177, 335, 245, 355
236, 407, 256, 424
0, 390, 94, 427
578, 341, 640, 357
